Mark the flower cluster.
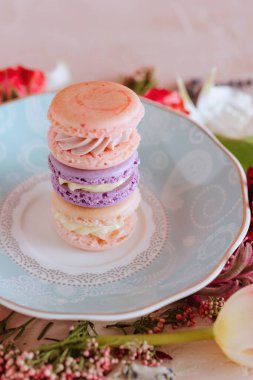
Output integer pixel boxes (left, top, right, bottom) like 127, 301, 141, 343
149, 318, 166, 334
133, 316, 166, 334
120, 66, 156, 95
106, 316, 166, 336
108, 305, 198, 335
185, 77, 253, 105
0, 65, 45, 103
0, 316, 168, 380
198, 297, 225, 321
0, 340, 117, 379
121, 66, 188, 114
161, 305, 196, 330
0, 338, 164, 380
115, 341, 162, 367
144, 87, 189, 115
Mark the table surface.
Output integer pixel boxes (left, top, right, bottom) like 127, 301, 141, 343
1, 0, 253, 378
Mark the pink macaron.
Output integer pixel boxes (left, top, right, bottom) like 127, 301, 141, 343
51, 188, 141, 251
48, 81, 144, 170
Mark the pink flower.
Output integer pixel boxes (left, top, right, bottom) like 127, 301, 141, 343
0, 65, 45, 103
144, 88, 189, 115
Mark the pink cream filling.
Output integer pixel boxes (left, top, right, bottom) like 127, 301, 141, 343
55, 130, 132, 156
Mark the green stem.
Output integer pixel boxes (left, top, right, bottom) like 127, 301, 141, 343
37, 322, 54, 341
0, 311, 15, 326
96, 327, 214, 346
37, 326, 214, 352
0, 317, 36, 343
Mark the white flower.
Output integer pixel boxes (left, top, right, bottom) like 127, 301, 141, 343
213, 284, 253, 367
46, 61, 71, 91
178, 68, 253, 138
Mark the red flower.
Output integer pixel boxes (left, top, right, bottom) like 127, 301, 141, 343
144, 87, 189, 115
0, 65, 45, 103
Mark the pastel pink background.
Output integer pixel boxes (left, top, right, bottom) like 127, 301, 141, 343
1, 0, 253, 84
1, 0, 253, 378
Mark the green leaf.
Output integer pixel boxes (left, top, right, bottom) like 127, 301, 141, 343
37, 322, 54, 341
120, 67, 156, 95
216, 134, 253, 171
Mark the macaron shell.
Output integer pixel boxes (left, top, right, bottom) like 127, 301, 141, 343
48, 152, 139, 185
51, 188, 141, 226
54, 214, 136, 251
48, 81, 144, 139
48, 126, 140, 170
51, 169, 139, 208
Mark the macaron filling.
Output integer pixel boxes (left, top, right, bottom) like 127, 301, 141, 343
48, 126, 141, 170
51, 188, 141, 250
51, 170, 139, 208
55, 130, 132, 156
58, 176, 129, 193
54, 211, 124, 240
49, 152, 139, 207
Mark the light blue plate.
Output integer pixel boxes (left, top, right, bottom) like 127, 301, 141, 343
0, 94, 250, 321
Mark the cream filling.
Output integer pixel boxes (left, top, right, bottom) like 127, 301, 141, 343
55, 131, 131, 156
58, 177, 128, 192
55, 212, 124, 239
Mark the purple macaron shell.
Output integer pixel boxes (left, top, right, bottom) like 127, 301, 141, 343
51, 169, 140, 207
48, 152, 139, 185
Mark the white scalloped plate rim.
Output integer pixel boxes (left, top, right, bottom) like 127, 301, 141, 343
0, 96, 251, 321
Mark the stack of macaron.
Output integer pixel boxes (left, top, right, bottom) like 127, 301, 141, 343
48, 81, 144, 251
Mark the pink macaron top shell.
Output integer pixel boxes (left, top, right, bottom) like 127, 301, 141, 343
48, 81, 145, 139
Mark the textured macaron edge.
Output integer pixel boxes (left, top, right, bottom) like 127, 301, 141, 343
48, 152, 139, 185
53, 214, 136, 251
50, 169, 139, 208
51, 188, 141, 227
48, 127, 140, 170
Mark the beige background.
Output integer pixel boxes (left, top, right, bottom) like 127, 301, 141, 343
1, 0, 253, 84
1, 0, 253, 379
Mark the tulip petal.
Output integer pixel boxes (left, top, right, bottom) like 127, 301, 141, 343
213, 284, 253, 367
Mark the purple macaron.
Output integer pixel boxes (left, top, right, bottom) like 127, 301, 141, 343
48, 153, 140, 208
